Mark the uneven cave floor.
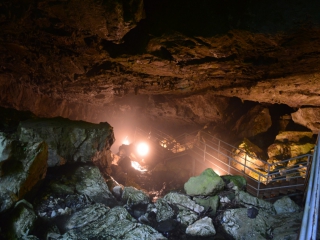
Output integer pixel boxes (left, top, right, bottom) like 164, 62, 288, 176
20, 154, 304, 240
109, 154, 304, 240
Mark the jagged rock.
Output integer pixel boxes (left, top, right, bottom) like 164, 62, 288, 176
186, 216, 216, 237
221, 208, 273, 240
235, 191, 275, 214
193, 196, 219, 216
267, 143, 291, 159
18, 117, 115, 167
74, 165, 116, 206
35, 194, 92, 219
291, 108, 320, 133
184, 168, 224, 196
268, 142, 314, 159
154, 198, 175, 222
20, 235, 39, 240
39, 0, 145, 42
6, 200, 37, 240
45, 164, 116, 206
222, 175, 247, 191
273, 196, 300, 214
65, 203, 110, 230
122, 186, 150, 206
163, 192, 204, 226
275, 131, 314, 143
232, 138, 265, 171
271, 212, 303, 240
233, 105, 272, 138
0, 132, 13, 173
60, 206, 166, 239
0, 141, 47, 213
112, 185, 123, 200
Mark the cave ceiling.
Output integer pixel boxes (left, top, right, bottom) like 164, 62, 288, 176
1, 0, 320, 132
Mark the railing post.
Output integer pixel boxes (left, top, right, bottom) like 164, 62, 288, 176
244, 153, 247, 172
228, 156, 231, 174
257, 175, 261, 197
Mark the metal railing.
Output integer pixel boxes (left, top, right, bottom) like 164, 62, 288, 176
134, 127, 314, 197
191, 131, 312, 197
135, 127, 319, 238
299, 133, 320, 240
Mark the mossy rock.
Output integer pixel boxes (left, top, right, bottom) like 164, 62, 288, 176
222, 175, 246, 190
193, 195, 219, 216
184, 168, 224, 196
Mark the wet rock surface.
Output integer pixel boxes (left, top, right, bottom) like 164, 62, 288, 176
0, 140, 48, 213
18, 117, 115, 167
0, 114, 312, 240
1, 1, 320, 133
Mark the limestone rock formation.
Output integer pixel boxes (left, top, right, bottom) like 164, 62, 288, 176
292, 108, 320, 134
235, 191, 275, 214
0, 1, 320, 132
7, 200, 37, 240
122, 186, 150, 206
233, 105, 272, 139
273, 196, 300, 214
193, 196, 219, 216
186, 216, 216, 237
0, 140, 47, 213
163, 192, 204, 226
184, 168, 224, 196
17, 117, 115, 167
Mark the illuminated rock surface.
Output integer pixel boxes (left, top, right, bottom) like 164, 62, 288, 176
184, 168, 225, 196
0, 1, 320, 133
18, 117, 115, 167
0, 140, 47, 213
186, 216, 216, 237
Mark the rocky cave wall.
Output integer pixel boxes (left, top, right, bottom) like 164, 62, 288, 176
1, 0, 320, 137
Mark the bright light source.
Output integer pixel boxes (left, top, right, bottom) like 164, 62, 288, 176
122, 136, 130, 145
131, 161, 147, 172
137, 142, 149, 156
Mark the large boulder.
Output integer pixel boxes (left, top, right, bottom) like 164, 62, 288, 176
186, 216, 216, 237
18, 117, 115, 167
163, 192, 204, 226
61, 205, 166, 240
154, 198, 175, 222
275, 131, 314, 143
122, 186, 150, 206
222, 208, 273, 240
193, 195, 219, 216
35, 164, 117, 215
184, 168, 224, 196
0, 132, 13, 174
222, 207, 304, 240
0, 140, 47, 213
233, 105, 272, 138
222, 175, 246, 191
235, 191, 275, 214
271, 212, 304, 240
291, 108, 320, 133
273, 196, 300, 214
6, 200, 37, 240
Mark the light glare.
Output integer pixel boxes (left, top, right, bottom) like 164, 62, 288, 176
137, 142, 149, 156
123, 136, 130, 145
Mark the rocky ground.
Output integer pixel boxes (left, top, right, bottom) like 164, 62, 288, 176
0, 109, 316, 239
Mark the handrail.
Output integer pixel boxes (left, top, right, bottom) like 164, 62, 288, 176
299, 133, 320, 240
135, 126, 315, 199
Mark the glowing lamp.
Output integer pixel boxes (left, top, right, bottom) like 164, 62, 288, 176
122, 136, 129, 145
137, 142, 149, 156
